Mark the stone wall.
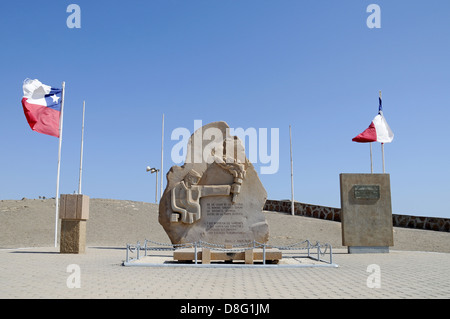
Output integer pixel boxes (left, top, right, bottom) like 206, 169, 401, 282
264, 200, 342, 222
263, 200, 450, 232
392, 214, 450, 232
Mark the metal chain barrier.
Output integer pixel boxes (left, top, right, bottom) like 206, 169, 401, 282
125, 238, 334, 265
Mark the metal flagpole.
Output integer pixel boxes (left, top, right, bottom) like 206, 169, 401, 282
379, 90, 382, 112
54, 81, 65, 247
78, 100, 85, 194
155, 170, 159, 203
160, 113, 164, 200
289, 125, 294, 216
379, 90, 385, 174
370, 142, 373, 173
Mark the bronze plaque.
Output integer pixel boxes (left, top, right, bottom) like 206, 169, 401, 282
354, 185, 380, 200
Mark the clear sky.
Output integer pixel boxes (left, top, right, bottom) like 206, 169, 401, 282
1, 1, 449, 218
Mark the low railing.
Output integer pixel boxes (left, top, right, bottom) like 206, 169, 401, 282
125, 239, 334, 265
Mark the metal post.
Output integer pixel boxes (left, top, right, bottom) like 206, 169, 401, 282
78, 100, 85, 194
194, 242, 198, 264
329, 245, 333, 265
317, 243, 320, 262
262, 243, 266, 265
54, 81, 65, 248
144, 240, 147, 257
289, 125, 294, 216
379, 90, 386, 174
160, 114, 164, 199
147, 167, 160, 203
155, 169, 158, 203
137, 241, 140, 260
370, 142, 373, 174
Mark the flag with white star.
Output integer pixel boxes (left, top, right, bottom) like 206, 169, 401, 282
21, 78, 62, 137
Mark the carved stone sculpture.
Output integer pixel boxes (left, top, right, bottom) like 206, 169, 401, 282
159, 121, 269, 245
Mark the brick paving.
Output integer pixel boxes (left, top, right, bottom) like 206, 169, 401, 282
1, 246, 449, 299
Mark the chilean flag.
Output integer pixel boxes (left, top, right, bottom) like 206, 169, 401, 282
21, 79, 62, 138
352, 96, 394, 143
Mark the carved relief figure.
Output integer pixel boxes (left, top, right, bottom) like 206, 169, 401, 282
170, 160, 247, 224
171, 170, 231, 224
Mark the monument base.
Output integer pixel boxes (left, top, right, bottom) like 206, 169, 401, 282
348, 246, 389, 254
60, 220, 86, 254
173, 248, 282, 264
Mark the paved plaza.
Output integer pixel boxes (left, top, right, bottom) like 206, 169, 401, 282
1, 246, 449, 299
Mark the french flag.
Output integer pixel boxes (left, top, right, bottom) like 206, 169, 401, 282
21, 79, 62, 138
352, 97, 394, 144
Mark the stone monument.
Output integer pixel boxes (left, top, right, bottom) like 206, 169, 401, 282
340, 173, 393, 253
59, 194, 89, 254
159, 121, 269, 247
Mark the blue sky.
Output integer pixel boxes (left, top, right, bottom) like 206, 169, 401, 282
1, 1, 449, 218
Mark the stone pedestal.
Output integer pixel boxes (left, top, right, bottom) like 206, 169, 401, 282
173, 247, 282, 264
60, 220, 86, 254
59, 194, 89, 254
340, 174, 393, 253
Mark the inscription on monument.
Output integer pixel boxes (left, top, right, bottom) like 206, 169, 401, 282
205, 203, 244, 235
354, 185, 380, 200
206, 202, 244, 216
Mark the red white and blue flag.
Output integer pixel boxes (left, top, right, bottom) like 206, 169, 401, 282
352, 96, 394, 144
21, 78, 62, 138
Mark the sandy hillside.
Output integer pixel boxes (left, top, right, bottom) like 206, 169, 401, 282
1, 198, 449, 253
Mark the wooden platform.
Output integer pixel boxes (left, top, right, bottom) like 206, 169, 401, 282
173, 247, 282, 264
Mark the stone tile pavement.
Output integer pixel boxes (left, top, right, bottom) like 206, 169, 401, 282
1, 246, 449, 299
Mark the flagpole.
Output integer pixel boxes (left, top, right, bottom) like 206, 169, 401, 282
160, 113, 164, 200
78, 100, 85, 194
370, 142, 373, 173
379, 90, 386, 173
289, 125, 294, 216
54, 81, 65, 248
379, 90, 382, 110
